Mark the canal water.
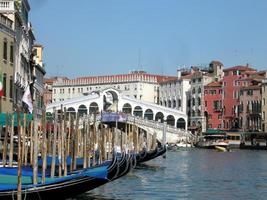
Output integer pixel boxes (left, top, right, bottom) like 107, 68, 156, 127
75, 149, 267, 200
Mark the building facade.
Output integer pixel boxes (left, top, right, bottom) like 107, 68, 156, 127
222, 65, 257, 130
159, 69, 191, 113
14, 0, 36, 111
204, 81, 223, 130
44, 77, 68, 106
52, 71, 175, 105
32, 44, 46, 117
262, 78, 267, 132
187, 70, 213, 134
0, 13, 15, 113
239, 83, 261, 132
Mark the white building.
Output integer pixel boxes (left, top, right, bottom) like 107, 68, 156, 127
52, 71, 175, 105
187, 61, 224, 134
159, 69, 191, 113
13, 0, 36, 109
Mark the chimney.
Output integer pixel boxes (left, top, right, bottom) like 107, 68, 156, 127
177, 69, 181, 79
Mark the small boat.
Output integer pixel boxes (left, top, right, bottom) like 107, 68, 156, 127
196, 131, 228, 149
215, 146, 227, 152
136, 142, 166, 163
239, 132, 267, 150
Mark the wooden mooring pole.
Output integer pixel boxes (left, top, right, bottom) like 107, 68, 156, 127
17, 109, 22, 200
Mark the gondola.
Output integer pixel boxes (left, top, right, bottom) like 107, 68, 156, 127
0, 155, 119, 200
136, 142, 166, 163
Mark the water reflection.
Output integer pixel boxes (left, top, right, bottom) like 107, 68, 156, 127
77, 149, 267, 200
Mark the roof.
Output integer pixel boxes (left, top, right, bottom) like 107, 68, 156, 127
223, 65, 256, 72
159, 73, 193, 84
68, 72, 177, 85
205, 81, 222, 88
240, 85, 261, 90
204, 129, 225, 135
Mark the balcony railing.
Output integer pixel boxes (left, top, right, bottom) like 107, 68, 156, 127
0, 1, 14, 14
213, 107, 222, 112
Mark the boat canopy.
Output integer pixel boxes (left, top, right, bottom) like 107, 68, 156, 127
0, 113, 33, 127
204, 129, 226, 135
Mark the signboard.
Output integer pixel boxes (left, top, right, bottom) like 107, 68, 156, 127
101, 112, 128, 122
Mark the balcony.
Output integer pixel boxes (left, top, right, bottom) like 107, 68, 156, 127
213, 107, 222, 112
0, 1, 14, 14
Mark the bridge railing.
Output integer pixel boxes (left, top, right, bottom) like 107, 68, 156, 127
126, 116, 194, 138
80, 113, 195, 139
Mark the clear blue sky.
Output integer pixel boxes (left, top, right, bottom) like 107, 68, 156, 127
29, 0, 267, 78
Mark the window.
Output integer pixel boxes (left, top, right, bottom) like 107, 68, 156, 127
3, 73, 6, 97
10, 44, 14, 63
54, 89, 56, 94
9, 76, 13, 98
247, 90, 253, 96
178, 99, 181, 107
68, 88, 70, 93
198, 87, 201, 93
3, 40, 7, 60
233, 90, 239, 99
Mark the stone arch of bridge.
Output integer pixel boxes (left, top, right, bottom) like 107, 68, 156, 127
122, 103, 132, 114
133, 106, 143, 117
144, 109, 154, 120
78, 104, 88, 117
177, 118, 186, 129
89, 102, 99, 114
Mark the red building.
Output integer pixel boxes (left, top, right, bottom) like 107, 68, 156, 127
222, 65, 257, 130
204, 81, 223, 129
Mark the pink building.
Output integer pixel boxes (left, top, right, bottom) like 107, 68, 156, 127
222, 65, 257, 130
239, 72, 267, 131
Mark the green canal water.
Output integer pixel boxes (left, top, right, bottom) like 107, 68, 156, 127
75, 149, 267, 200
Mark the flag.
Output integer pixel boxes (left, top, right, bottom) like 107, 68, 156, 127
0, 73, 3, 97
22, 85, 33, 113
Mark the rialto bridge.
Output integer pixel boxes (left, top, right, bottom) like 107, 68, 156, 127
46, 88, 194, 143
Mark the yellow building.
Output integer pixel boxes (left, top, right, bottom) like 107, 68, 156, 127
0, 13, 15, 113
33, 44, 46, 117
